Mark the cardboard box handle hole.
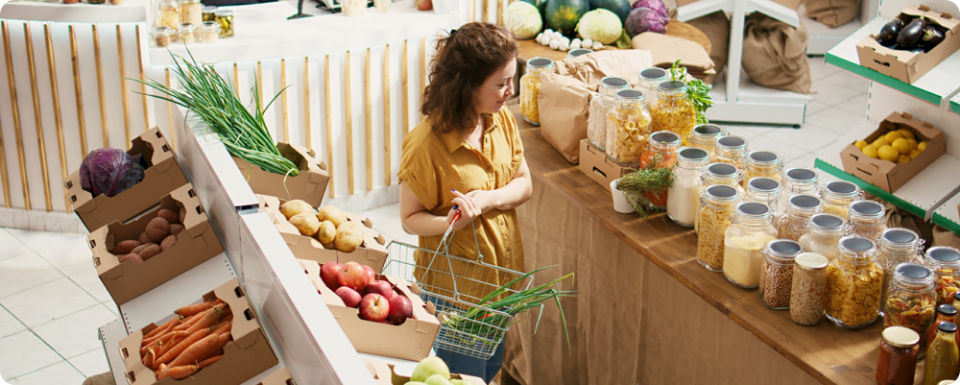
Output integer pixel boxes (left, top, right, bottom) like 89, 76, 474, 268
592, 167, 607, 178
126, 371, 136, 384
856, 167, 875, 176
188, 189, 197, 198
94, 257, 100, 267
234, 286, 244, 298
161, 144, 170, 153
244, 309, 254, 321
873, 59, 891, 67
89, 240, 97, 249
121, 347, 129, 359
66, 181, 73, 189
70, 195, 77, 203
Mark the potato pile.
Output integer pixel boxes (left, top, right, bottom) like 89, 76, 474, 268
112, 206, 187, 263
279, 200, 366, 253
854, 128, 927, 164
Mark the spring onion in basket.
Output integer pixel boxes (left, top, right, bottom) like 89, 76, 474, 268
132, 50, 299, 177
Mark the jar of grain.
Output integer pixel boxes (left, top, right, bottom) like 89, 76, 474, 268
743, 151, 783, 185
199, 21, 220, 44
667, 147, 709, 228
636, 67, 668, 106
696, 185, 741, 272
712, 136, 748, 168
745, 177, 782, 217
687, 123, 725, 159
178, 22, 197, 44
847, 200, 886, 242
777, 194, 822, 242
878, 228, 925, 310
883, 263, 936, 356
180, 0, 202, 27
778, 167, 818, 214
150, 26, 174, 48
790, 252, 829, 326
760, 239, 803, 309
587, 76, 628, 151
825, 236, 883, 329
520, 57, 554, 126
156, 0, 181, 30
723, 202, 778, 289
799, 213, 847, 261
694, 163, 743, 233
925, 246, 960, 308
605, 89, 651, 166
820, 180, 863, 219
650, 81, 696, 145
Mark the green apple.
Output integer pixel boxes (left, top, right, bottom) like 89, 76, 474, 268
449, 380, 472, 385
424, 374, 454, 385
404, 382, 428, 385
411, 357, 450, 381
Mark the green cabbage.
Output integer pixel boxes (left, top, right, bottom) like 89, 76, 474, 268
576, 9, 622, 44
504, 2, 543, 40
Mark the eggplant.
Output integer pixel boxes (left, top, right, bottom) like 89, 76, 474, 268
918, 25, 946, 50
878, 19, 904, 44
897, 18, 926, 49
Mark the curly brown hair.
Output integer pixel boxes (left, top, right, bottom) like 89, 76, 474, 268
420, 22, 518, 134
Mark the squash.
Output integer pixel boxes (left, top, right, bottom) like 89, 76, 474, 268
546, 0, 590, 36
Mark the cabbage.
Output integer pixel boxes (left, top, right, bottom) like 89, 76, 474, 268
79, 148, 146, 198
504, 2, 543, 40
626, 6, 668, 37
631, 0, 668, 19
576, 9, 622, 44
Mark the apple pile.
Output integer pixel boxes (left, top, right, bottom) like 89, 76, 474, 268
320, 261, 414, 325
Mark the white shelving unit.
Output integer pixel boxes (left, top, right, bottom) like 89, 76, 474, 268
0, 0, 149, 23
935, 190, 960, 235
802, 12, 864, 55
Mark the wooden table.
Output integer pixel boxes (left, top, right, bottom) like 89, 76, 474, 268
499, 104, 924, 385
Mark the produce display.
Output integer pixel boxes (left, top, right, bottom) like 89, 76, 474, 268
394, 356, 479, 385
319, 261, 416, 325
875, 16, 947, 53
111, 206, 187, 263
139, 300, 233, 380
625, 6, 668, 36
605, 91, 651, 165
277, 199, 367, 253
504, 1, 543, 39
852, 126, 928, 164
545, 0, 589, 36
79, 148, 146, 198
576, 9, 622, 44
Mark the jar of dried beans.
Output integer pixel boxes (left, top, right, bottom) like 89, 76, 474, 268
688, 123, 725, 159
650, 81, 695, 145
520, 57, 554, 126
820, 180, 863, 219
760, 239, 802, 309
926, 246, 960, 309
745, 177, 782, 217
587, 77, 628, 151
743, 151, 783, 185
777, 194, 822, 242
825, 236, 883, 329
877, 228, 925, 311
712, 136, 748, 169
790, 252, 829, 326
605, 89, 651, 166
799, 213, 847, 261
847, 200, 886, 242
697, 185, 741, 272
778, 167, 818, 214
884, 263, 936, 356
723, 202, 778, 289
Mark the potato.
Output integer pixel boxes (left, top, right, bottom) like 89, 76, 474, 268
289, 213, 321, 237
113, 240, 141, 255
161, 235, 178, 251
120, 253, 144, 263
139, 232, 150, 245
317, 206, 347, 228
280, 200, 314, 220
157, 209, 180, 225
132, 243, 149, 255
317, 220, 336, 245
145, 217, 171, 243
169, 224, 184, 235
334, 221, 365, 253
139, 244, 162, 260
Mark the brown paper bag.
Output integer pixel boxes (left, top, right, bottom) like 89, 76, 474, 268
630, 32, 716, 79
685, 12, 730, 85
742, 14, 812, 94
553, 50, 655, 88
805, 0, 860, 28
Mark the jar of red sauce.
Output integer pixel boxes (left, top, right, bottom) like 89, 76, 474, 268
876, 326, 920, 385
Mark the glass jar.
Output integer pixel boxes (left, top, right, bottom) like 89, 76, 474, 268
667, 147, 709, 227
650, 81, 696, 145
790, 252, 829, 325
712, 135, 748, 168
202, 6, 217, 22
215, 9, 234, 38
150, 26, 174, 48
778, 167, 818, 214
953, 291, 960, 318
695, 163, 743, 233
878, 228, 925, 308
520, 57, 554, 126
821, 180, 863, 219
777, 194, 822, 242
743, 151, 784, 186
925, 321, 960, 385
928, 305, 958, 352
636, 67, 668, 104
825, 236, 882, 329
723, 203, 778, 289
876, 326, 920, 385
605, 89, 651, 166
745, 177, 782, 217
688, 123, 725, 159
199, 21, 220, 44
883, 263, 936, 355
587, 77, 628, 151
760, 239, 802, 309
799, 213, 847, 261
566, 48, 593, 58
180, 0, 202, 26
156, 0, 181, 30
847, 200, 886, 242
697, 185, 742, 272
635, 131, 680, 209
926, 246, 960, 308
178, 23, 197, 44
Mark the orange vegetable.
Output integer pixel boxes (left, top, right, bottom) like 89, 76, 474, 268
175, 301, 214, 317
155, 332, 190, 361
175, 314, 202, 332
168, 364, 199, 380
156, 363, 168, 380
169, 332, 221, 368
155, 328, 211, 367
212, 321, 232, 336
143, 317, 180, 342
198, 355, 222, 368
211, 332, 231, 352
186, 304, 224, 334
143, 347, 156, 368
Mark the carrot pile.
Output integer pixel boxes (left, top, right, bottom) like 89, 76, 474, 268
139, 299, 234, 380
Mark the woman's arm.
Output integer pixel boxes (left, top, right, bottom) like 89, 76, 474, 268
400, 181, 483, 235
466, 156, 532, 214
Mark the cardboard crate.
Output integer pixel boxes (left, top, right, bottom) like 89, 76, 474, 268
258, 368, 294, 385
362, 358, 393, 385
65, 128, 189, 233
839, 111, 945, 193
677, 0, 800, 9
579, 139, 630, 192
856, 5, 960, 84
88, 184, 224, 304
235, 143, 330, 207
362, 356, 486, 385
301, 259, 440, 361
118, 278, 279, 385
259, 195, 389, 272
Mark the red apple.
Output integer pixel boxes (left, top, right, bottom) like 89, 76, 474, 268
359, 293, 390, 322
416, 0, 432, 11
335, 287, 362, 308
338, 262, 368, 291
388, 295, 413, 325
361, 265, 376, 285
363, 280, 396, 301
321, 262, 343, 290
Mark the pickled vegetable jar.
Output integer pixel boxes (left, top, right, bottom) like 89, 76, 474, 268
712, 136, 748, 168
799, 213, 847, 261
779, 167, 818, 214
667, 147, 709, 228
925, 321, 959, 385
777, 194, 822, 242
883, 263, 936, 355
636, 67, 668, 105
688, 123, 725, 159
745, 177, 782, 217
825, 236, 882, 329
156, 0, 181, 30
847, 200, 886, 242
566, 48, 593, 58
695, 163, 742, 233
697, 185, 741, 272
760, 239, 802, 309
215, 9, 234, 38
876, 326, 920, 385
202, 6, 217, 21
520, 57, 554, 126
821, 180, 863, 219
587, 76, 628, 151
605, 89, 651, 166
790, 252, 829, 326
636, 131, 680, 209
650, 81, 695, 145
926, 246, 960, 308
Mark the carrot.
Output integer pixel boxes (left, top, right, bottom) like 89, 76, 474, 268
175, 301, 214, 317
186, 304, 224, 334
169, 332, 220, 368
212, 321, 232, 336
198, 355, 222, 368
168, 364, 198, 380
155, 332, 190, 362
211, 332, 231, 352
174, 314, 202, 332
141, 331, 189, 357
155, 328, 211, 367
143, 347, 156, 368
143, 317, 178, 341
156, 363, 168, 380
142, 317, 182, 346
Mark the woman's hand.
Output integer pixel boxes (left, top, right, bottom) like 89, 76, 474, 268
448, 190, 482, 231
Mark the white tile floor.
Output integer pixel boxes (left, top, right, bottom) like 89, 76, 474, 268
0, 56, 861, 383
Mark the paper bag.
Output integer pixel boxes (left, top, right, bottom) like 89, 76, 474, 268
685, 12, 731, 84
630, 32, 716, 79
742, 14, 812, 94
805, 0, 860, 28
553, 50, 655, 88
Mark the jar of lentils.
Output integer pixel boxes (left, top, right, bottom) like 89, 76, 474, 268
760, 239, 803, 309
799, 213, 847, 261
712, 135, 748, 168
790, 252, 830, 326
587, 76, 628, 151
743, 151, 784, 185
777, 194, 822, 242
847, 200, 886, 242
821, 180, 863, 219
825, 236, 883, 329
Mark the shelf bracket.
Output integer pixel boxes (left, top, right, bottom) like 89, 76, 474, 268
746, 0, 800, 27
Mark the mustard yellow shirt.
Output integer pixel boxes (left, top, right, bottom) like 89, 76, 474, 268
398, 107, 525, 301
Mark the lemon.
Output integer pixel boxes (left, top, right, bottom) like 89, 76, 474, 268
891, 138, 911, 155
918, 141, 927, 152
873, 137, 889, 148
909, 149, 921, 159
898, 129, 915, 140
898, 155, 911, 164
907, 138, 918, 149
878, 145, 899, 162
854, 140, 868, 150
885, 131, 904, 143
862, 144, 879, 159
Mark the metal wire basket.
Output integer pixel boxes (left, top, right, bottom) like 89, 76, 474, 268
383, 239, 533, 359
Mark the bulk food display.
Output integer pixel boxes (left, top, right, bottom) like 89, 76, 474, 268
605, 89, 652, 165
759, 239, 803, 309
520, 57, 554, 126
742, 151, 783, 185
777, 194, 823, 242
847, 200, 887, 242
712, 135, 749, 168
636, 67, 668, 103
744, 177, 782, 217
687, 123, 725, 160
695, 163, 742, 232
820, 180, 863, 219
697, 185, 741, 272
667, 147, 709, 227
790, 252, 830, 326
877, 228, 925, 308
825, 237, 883, 329
778, 168, 819, 214
882, 263, 936, 355
798, 213, 847, 261
723, 202, 778, 289
587, 77, 629, 151
650, 81, 696, 145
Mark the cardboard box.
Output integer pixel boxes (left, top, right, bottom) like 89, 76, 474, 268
839, 111, 945, 193
118, 278, 279, 385
677, 0, 800, 9
362, 358, 393, 385
579, 139, 630, 192
301, 259, 441, 361
856, 5, 960, 84
235, 143, 330, 207
259, 195, 389, 272
258, 367, 294, 385
88, 184, 225, 304
388, 362, 485, 385
65, 128, 189, 232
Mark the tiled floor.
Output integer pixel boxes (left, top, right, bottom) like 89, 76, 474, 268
0, 56, 862, 383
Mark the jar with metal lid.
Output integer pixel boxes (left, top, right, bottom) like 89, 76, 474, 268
650, 81, 696, 145
760, 239, 802, 309
927, 305, 958, 353
926, 246, 960, 308
777, 194, 822, 242
636, 67, 668, 104
178, 23, 197, 44
847, 201, 886, 242
743, 151, 784, 185
697, 185, 742, 272
634, 131, 680, 210
667, 147, 709, 227
587, 76, 628, 151
878, 228, 925, 308
202, 6, 217, 21
790, 252, 829, 325
825, 236, 882, 329
180, 0, 202, 26
712, 135, 748, 168
150, 26, 174, 48
199, 21, 220, 43
605, 89, 651, 166
695, 163, 743, 233
953, 291, 960, 319
215, 8, 234, 38
883, 263, 936, 356
799, 213, 847, 260
778, 167, 818, 214
567, 48, 593, 58
925, 320, 960, 385
876, 326, 921, 385
688, 123, 725, 159
723, 203, 778, 288
821, 180, 863, 219
745, 177, 782, 217
520, 57, 554, 126
156, 0, 181, 30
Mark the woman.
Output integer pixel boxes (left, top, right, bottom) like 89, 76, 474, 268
397, 22, 532, 382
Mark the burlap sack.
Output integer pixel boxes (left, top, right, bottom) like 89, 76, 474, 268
882, 199, 935, 246
685, 11, 730, 85
742, 14, 812, 94
934, 225, 960, 249
805, 0, 860, 28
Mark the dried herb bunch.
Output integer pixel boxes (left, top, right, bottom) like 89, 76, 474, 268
617, 154, 675, 218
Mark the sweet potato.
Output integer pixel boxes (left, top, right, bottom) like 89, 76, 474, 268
120, 253, 144, 263
334, 221, 364, 253
317, 206, 347, 228
317, 220, 336, 245
289, 213, 321, 237
139, 232, 150, 244
131, 243, 149, 255
113, 240, 141, 255
145, 217, 171, 243
157, 209, 180, 225
279, 199, 314, 220
161, 235, 178, 251
169, 224, 184, 235
139, 244, 162, 261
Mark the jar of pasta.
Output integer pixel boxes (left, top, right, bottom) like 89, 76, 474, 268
566, 48, 593, 58
825, 236, 882, 329
180, 0, 202, 27
667, 147, 709, 228
202, 6, 217, 21
820, 181, 863, 219
605, 89, 651, 166
847, 200, 886, 242
743, 151, 783, 185
926, 246, 960, 308
878, 229, 925, 311
695, 163, 743, 233
713, 136, 748, 168
760, 239, 802, 309
650, 81, 696, 145
790, 252, 829, 325
636, 67, 668, 104
178, 22, 197, 44
156, 0, 181, 30
883, 263, 936, 356
745, 177, 782, 217
876, 326, 921, 385
777, 194, 822, 242
778, 167, 818, 214
723, 202, 777, 289
688, 123, 725, 159
697, 185, 741, 272
798, 213, 847, 261
520, 57, 554, 126
588, 77, 628, 151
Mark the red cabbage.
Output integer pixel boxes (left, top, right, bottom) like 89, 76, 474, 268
626, 6, 669, 37
631, 0, 668, 19
79, 148, 146, 198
